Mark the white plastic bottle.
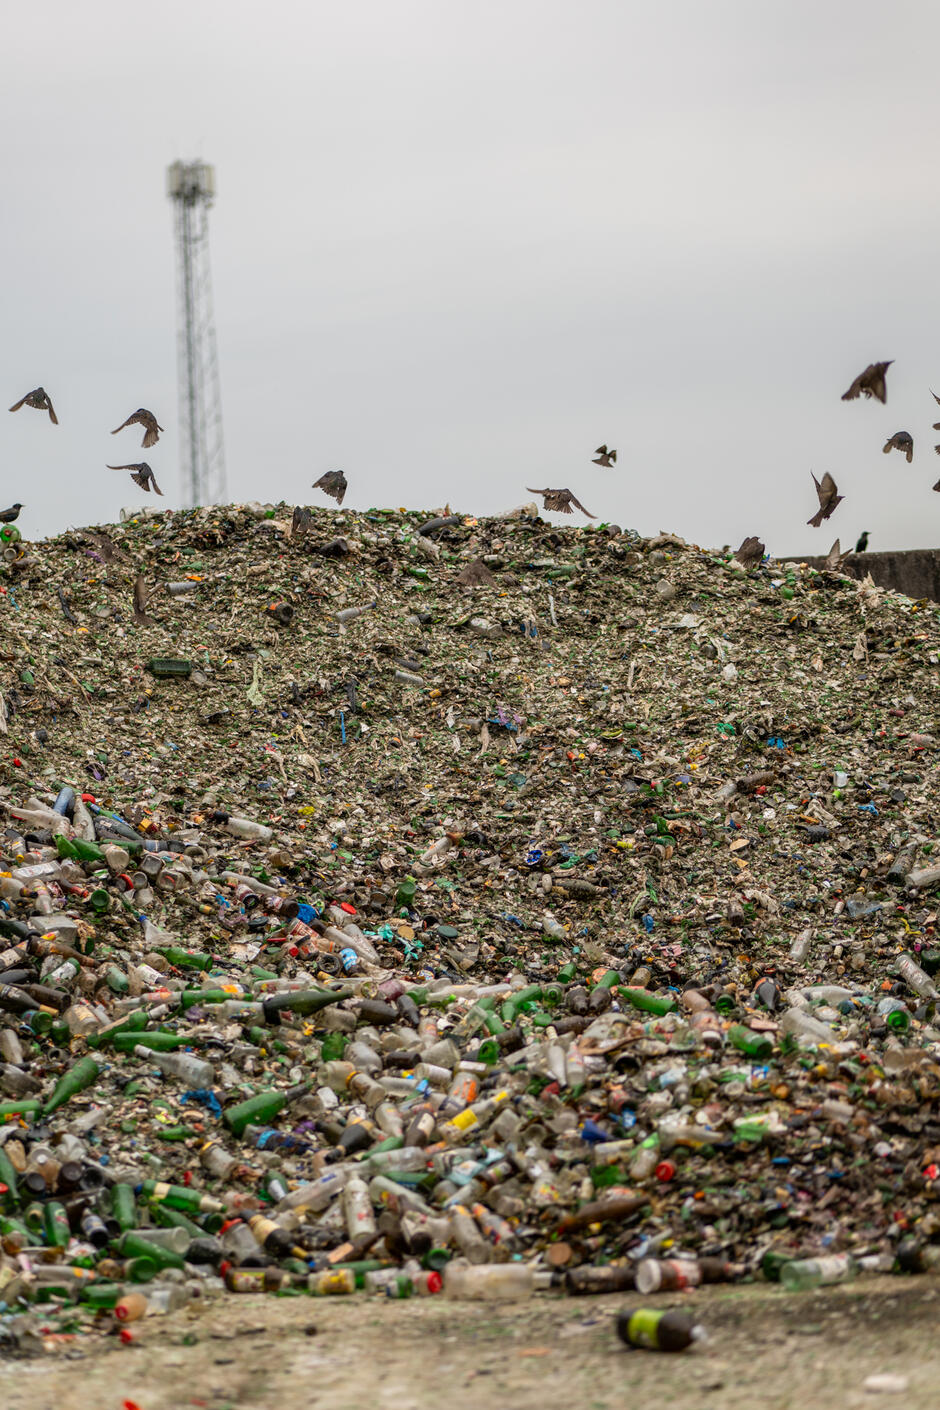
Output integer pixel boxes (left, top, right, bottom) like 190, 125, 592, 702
443, 1261, 536, 1301
225, 817, 273, 842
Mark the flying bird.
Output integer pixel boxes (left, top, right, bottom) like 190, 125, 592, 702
312, 470, 347, 505
854, 530, 869, 554
291, 505, 313, 536
111, 409, 163, 449
934, 476, 940, 493
734, 536, 765, 569
883, 431, 913, 463
0, 504, 23, 524
825, 539, 847, 570
526, 487, 595, 518
841, 361, 892, 404
9, 387, 57, 423
807, 472, 843, 527
132, 576, 157, 626
592, 444, 617, 467
107, 463, 163, 495
931, 390, 940, 406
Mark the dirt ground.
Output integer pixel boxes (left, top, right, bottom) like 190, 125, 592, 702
1, 1276, 937, 1410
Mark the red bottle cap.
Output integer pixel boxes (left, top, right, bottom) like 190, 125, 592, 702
655, 1160, 676, 1182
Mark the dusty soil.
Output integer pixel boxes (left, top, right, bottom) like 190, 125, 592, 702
1, 1277, 938, 1410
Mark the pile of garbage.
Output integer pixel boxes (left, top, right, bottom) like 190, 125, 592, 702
0, 499, 939, 1339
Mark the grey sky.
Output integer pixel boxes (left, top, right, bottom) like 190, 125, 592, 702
3, 1, 940, 555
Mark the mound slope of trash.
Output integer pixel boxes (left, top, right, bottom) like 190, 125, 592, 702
1, 500, 939, 1326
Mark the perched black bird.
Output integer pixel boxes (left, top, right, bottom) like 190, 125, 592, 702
734, 536, 765, 569
841, 361, 892, 404
0, 503, 23, 524
111, 408, 163, 449
807, 472, 843, 527
313, 471, 347, 505
592, 444, 617, 467
883, 431, 913, 463
107, 463, 163, 495
291, 506, 313, 536
9, 387, 57, 423
854, 531, 869, 554
526, 487, 595, 518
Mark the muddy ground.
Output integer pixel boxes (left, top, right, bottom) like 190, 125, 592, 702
0, 1276, 936, 1410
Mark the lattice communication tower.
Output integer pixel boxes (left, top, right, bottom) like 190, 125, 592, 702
166, 160, 227, 507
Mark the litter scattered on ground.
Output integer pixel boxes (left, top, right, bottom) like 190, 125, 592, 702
0, 500, 938, 1351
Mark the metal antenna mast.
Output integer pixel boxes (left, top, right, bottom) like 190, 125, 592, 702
166, 160, 227, 507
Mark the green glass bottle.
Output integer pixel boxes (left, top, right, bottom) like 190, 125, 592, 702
180, 988, 234, 1009
153, 946, 213, 972
151, 1204, 203, 1239
23, 1201, 45, 1234
0, 1147, 20, 1209
113, 1030, 188, 1053
0, 1214, 31, 1243
20, 1010, 54, 1036
44, 1056, 101, 1114
124, 1255, 160, 1283
618, 987, 677, 1016
139, 1179, 224, 1214
117, 1231, 185, 1270
104, 965, 130, 995
727, 1024, 774, 1060
0, 1098, 40, 1120
395, 878, 417, 909
222, 1082, 310, 1138
88, 1010, 149, 1049
43, 1201, 71, 1248
81, 1283, 123, 1309
70, 838, 106, 865
110, 1183, 138, 1231
262, 988, 353, 1021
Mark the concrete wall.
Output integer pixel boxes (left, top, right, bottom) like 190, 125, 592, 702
791, 549, 940, 603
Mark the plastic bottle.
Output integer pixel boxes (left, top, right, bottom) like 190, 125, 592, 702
789, 927, 814, 964
343, 1175, 377, 1240
895, 953, 939, 1000
617, 1308, 706, 1351
779, 1253, 856, 1291
443, 1262, 536, 1301
224, 817, 273, 842
779, 1007, 836, 1044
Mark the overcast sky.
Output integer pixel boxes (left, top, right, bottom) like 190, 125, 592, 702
3, 1, 940, 555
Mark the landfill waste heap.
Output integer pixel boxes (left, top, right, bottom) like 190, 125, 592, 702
0, 498, 939, 1341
